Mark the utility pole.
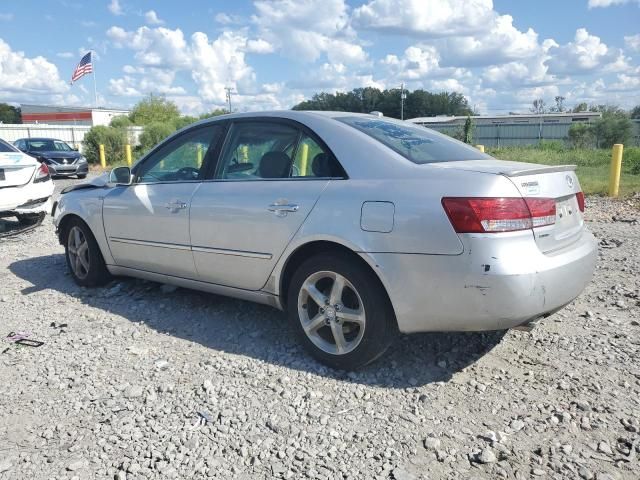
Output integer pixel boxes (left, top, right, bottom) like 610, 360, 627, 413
400, 83, 406, 120
224, 87, 234, 113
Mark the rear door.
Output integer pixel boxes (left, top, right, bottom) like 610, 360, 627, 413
102, 125, 223, 278
189, 119, 343, 290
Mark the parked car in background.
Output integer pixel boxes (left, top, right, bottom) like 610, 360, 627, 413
0, 138, 54, 224
14, 137, 88, 179
52, 111, 597, 369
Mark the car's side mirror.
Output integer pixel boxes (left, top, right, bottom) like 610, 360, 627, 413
71, 146, 79, 151
109, 166, 132, 185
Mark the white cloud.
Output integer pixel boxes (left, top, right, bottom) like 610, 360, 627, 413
214, 13, 243, 25
0, 13, 14, 21
588, 0, 639, 7
252, 0, 366, 64
245, 38, 274, 54
625, 34, 640, 52
352, 0, 495, 37
547, 28, 629, 75
0, 38, 69, 103
106, 26, 261, 107
108, 0, 123, 15
439, 15, 542, 67
144, 10, 164, 25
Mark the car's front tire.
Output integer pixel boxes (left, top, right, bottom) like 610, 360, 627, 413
63, 218, 111, 287
77, 174, 87, 179
287, 253, 396, 370
16, 213, 45, 226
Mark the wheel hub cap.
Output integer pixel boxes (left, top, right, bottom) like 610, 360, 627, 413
297, 271, 366, 356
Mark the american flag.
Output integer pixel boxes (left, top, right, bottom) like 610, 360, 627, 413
70, 52, 93, 84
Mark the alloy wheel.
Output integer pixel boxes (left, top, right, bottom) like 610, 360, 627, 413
68, 226, 90, 280
297, 270, 366, 355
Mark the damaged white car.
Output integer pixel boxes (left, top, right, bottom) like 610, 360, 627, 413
0, 138, 54, 224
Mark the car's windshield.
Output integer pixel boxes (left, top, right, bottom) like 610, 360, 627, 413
0, 139, 17, 152
26, 139, 73, 152
337, 116, 490, 164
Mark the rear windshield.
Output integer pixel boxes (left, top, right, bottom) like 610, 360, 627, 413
0, 139, 17, 152
337, 116, 490, 164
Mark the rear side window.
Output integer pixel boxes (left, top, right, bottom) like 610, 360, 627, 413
337, 116, 490, 164
0, 139, 17, 152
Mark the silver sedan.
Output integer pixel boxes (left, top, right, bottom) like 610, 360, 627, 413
52, 111, 597, 369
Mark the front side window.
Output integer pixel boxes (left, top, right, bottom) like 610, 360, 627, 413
217, 122, 300, 180
136, 126, 221, 183
337, 116, 491, 164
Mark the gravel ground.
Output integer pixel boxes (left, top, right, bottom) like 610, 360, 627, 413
1, 176, 639, 480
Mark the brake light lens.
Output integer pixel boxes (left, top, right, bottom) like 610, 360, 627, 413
576, 192, 585, 212
442, 197, 556, 233
33, 162, 50, 183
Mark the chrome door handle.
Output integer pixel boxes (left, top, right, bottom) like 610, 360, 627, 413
165, 201, 187, 210
268, 203, 299, 217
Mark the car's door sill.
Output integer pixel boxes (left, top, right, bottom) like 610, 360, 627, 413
107, 265, 283, 310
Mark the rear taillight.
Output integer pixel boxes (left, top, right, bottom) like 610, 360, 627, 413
33, 163, 50, 183
442, 197, 556, 233
576, 192, 585, 212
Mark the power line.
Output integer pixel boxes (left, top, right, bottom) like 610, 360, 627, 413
224, 86, 234, 113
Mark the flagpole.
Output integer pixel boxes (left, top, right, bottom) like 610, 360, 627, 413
91, 50, 98, 107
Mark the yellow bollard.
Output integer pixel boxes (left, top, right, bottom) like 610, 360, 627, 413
299, 143, 309, 176
240, 145, 249, 163
608, 144, 624, 197
99, 144, 106, 169
125, 144, 132, 167
196, 143, 203, 168
475, 144, 485, 153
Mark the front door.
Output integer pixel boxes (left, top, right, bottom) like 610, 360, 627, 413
103, 125, 222, 279
189, 120, 345, 290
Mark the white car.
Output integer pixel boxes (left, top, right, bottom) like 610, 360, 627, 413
0, 138, 54, 225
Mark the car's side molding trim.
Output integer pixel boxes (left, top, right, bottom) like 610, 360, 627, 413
109, 236, 272, 259
109, 237, 191, 251
191, 245, 272, 260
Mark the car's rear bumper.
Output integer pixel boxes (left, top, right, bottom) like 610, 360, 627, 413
365, 228, 598, 333
0, 180, 54, 216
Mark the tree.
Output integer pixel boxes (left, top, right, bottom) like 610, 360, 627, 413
109, 115, 132, 128
568, 123, 595, 148
592, 107, 632, 148
630, 105, 640, 119
0, 103, 21, 123
82, 125, 127, 164
552, 96, 566, 113
530, 99, 547, 114
292, 87, 473, 118
139, 122, 176, 154
129, 94, 180, 125
462, 115, 475, 144
572, 102, 588, 113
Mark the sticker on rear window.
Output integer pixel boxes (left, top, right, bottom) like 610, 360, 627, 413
0, 153, 28, 165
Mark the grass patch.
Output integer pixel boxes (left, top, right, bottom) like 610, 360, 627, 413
486, 146, 640, 196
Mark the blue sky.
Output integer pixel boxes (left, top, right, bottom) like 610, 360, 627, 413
0, 0, 638, 115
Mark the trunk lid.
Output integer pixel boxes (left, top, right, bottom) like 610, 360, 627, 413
438, 160, 584, 253
0, 152, 37, 188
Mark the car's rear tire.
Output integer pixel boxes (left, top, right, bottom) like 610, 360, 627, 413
287, 252, 396, 370
63, 218, 111, 287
